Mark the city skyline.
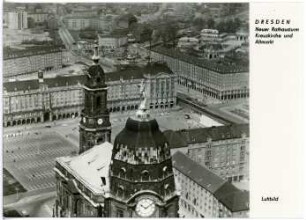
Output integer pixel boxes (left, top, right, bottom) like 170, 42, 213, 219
2, 2, 249, 218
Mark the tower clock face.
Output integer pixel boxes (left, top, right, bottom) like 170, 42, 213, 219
136, 198, 156, 217
97, 118, 103, 125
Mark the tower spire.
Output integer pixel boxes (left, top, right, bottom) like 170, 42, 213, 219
92, 40, 99, 64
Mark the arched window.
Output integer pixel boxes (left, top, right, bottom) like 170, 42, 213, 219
141, 170, 150, 181
119, 167, 126, 178
118, 185, 125, 197
164, 183, 170, 195
163, 166, 168, 177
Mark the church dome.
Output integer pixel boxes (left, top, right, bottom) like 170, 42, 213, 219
114, 117, 168, 150
109, 80, 178, 206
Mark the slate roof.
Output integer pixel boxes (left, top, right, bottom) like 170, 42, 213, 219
3, 75, 86, 92
44, 75, 86, 88
172, 151, 249, 212
114, 117, 168, 149
214, 182, 250, 212
163, 130, 188, 149
105, 62, 173, 82
3, 80, 40, 92
3, 45, 64, 60
151, 46, 249, 74
172, 151, 226, 194
166, 124, 249, 148
3, 63, 172, 92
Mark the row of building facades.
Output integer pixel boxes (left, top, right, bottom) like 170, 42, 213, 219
166, 124, 249, 183
2, 63, 177, 127
150, 46, 249, 104
3, 45, 65, 78
172, 151, 249, 218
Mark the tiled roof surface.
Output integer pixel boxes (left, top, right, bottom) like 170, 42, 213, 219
172, 151, 226, 194
4, 45, 64, 60
163, 130, 188, 149
3, 80, 40, 92
3, 75, 86, 92
151, 46, 249, 74
105, 63, 173, 82
166, 124, 249, 148
214, 182, 250, 212
44, 75, 86, 88
115, 117, 168, 150
3, 63, 172, 92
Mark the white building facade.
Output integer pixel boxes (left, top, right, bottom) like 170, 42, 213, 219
8, 9, 28, 30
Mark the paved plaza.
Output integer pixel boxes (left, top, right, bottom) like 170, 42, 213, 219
3, 131, 77, 193
3, 107, 217, 200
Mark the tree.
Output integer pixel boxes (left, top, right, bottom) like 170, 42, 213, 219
156, 22, 178, 47
140, 25, 153, 43
192, 17, 205, 30
207, 18, 215, 29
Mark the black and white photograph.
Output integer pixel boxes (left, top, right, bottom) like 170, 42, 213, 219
2, 1, 251, 218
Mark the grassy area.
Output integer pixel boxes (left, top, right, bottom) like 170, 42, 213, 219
3, 209, 23, 217
3, 168, 27, 196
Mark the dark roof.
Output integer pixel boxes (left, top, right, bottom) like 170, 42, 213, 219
3, 75, 86, 92
4, 45, 64, 60
166, 124, 249, 147
3, 63, 172, 92
172, 151, 226, 194
28, 12, 50, 15
100, 28, 130, 38
44, 75, 86, 88
114, 117, 168, 149
151, 46, 249, 74
172, 152, 249, 212
3, 80, 39, 92
105, 62, 173, 82
214, 182, 249, 212
163, 130, 188, 149
199, 43, 224, 51
117, 13, 137, 23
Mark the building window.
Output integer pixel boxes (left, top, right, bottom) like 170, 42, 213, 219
141, 170, 149, 181
119, 167, 126, 178
116, 209, 124, 217
96, 96, 101, 108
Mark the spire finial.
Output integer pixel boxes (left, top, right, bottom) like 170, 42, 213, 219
92, 40, 99, 64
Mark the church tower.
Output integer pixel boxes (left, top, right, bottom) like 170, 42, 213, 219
107, 81, 179, 217
79, 42, 111, 154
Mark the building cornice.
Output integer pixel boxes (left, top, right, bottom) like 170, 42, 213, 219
83, 85, 108, 91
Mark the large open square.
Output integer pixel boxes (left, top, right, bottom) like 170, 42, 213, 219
3, 131, 77, 193
3, 107, 219, 199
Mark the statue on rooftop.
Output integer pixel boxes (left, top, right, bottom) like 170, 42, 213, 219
136, 79, 150, 120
